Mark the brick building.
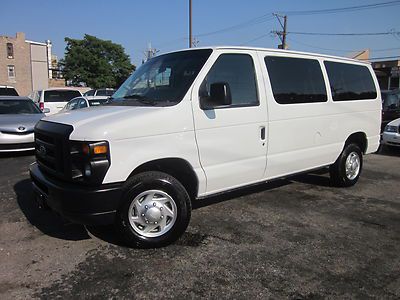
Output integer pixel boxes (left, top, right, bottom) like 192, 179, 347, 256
0, 32, 51, 96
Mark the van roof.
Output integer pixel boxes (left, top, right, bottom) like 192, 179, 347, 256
163, 46, 371, 65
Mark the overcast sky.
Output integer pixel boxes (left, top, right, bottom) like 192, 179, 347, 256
1, 0, 399, 66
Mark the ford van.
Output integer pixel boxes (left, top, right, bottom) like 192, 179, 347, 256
30, 47, 381, 247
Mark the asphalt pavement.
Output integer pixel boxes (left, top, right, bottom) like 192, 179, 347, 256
0, 148, 399, 299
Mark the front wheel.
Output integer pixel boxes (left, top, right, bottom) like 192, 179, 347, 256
116, 171, 192, 248
330, 143, 363, 187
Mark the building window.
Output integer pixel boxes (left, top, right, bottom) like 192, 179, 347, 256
6, 43, 14, 59
7, 65, 15, 79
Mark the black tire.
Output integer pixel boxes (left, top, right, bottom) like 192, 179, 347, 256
329, 143, 363, 187
115, 171, 192, 248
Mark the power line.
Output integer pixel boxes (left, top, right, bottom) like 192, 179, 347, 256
288, 31, 400, 36
288, 37, 400, 53
281, 0, 400, 16
360, 55, 400, 60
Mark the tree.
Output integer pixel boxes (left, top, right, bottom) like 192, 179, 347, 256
61, 34, 135, 88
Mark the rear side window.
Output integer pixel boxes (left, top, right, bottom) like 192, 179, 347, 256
84, 89, 95, 97
96, 89, 115, 96
201, 54, 259, 107
265, 56, 327, 104
324, 61, 377, 101
0, 87, 18, 96
44, 90, 81, 102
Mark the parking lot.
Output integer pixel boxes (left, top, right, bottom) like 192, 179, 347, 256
0, 149, 399, 299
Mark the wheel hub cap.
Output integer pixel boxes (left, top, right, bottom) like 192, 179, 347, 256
128, 190, 177, 238
345, 151, 360, 180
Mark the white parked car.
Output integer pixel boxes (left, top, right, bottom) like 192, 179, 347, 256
60, 96, 108, 112
83, 88, 115, 100
382, 118, 400, 148
30, 47, 381, 248
29, 88, 82, 115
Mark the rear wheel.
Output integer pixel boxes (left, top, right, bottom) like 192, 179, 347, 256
116, 171, 191, 248
330, 143, 363, 187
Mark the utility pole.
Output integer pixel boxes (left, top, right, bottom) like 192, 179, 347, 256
271, 13, 288, 49
189, 0, 193, 48
142, 42, 159, 63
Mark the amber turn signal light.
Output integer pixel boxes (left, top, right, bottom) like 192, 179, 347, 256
93, 144, 108, 155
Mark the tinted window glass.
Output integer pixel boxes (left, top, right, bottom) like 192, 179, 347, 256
44, 90, 81, 102
0, 87, 18, 96
324, 61, 377, 101
0, 100, 42, 114
78, 98, 88, 108
265, 56, 327, 104
201, 54, 258, 106
84, 89, 95, 96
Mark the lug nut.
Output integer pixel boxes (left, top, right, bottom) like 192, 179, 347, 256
154, 221, 158, 225
153, 202, 156, 206
145, 220, 149, 224
141, 213, 145, 217
160, 207, 163, 211
145, 205, 148, 209
160, 215, 164, 219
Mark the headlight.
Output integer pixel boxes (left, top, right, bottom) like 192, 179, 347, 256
384, 125, 398, 133
69, 140, 110, 184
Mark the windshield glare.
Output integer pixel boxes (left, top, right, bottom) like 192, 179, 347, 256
111, 49, 212, 106
0, 100, 42, 114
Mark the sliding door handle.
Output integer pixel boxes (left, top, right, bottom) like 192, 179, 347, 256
260, 126, 266, 140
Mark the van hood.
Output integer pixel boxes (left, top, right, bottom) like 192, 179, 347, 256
43, 104, 191, 141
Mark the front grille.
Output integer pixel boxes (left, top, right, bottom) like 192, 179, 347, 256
0, 142, 34, 150
34, 121, 73, 181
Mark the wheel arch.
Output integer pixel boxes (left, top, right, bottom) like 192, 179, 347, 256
344, 132, 368, 154
128, 158, 199, 200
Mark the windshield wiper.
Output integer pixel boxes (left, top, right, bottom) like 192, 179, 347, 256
122, 94, 157, 106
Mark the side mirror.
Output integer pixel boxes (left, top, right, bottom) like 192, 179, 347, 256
200, 82, 232, 110
43, 108, 50, 114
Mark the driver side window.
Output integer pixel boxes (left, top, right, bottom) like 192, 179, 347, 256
200, 54, 259, 107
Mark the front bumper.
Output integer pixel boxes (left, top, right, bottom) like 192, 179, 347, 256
0, 132, 34, 152
29, 162, 123, 225
382, 132, 400, 147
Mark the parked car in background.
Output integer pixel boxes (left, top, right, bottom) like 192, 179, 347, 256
0, 85, 19, 96
381, 89, 400, 131
29, 88, 82, 115
0, 96, 44, 152
381, 117, 400, 148
60, 96, 108, 112
83, 88, 115, 100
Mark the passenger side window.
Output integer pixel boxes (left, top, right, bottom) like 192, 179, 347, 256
200, 54, 259, 107
324, 61, 377, 101
84, 90, 95, 97
264, 56, 327, 104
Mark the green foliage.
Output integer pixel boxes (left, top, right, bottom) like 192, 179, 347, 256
61, 34, 135, 88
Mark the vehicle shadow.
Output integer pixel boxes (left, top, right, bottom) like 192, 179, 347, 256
375, 145, 400, 157
14, 179, 90, 241
290, 168, 332, 187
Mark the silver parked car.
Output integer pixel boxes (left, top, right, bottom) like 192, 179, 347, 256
0, 96, 45, 152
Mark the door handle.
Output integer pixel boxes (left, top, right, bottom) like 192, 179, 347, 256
260, 126, 266, 140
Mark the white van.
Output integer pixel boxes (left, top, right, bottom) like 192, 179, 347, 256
30, 47, 381, 247
29, 88, 82, 115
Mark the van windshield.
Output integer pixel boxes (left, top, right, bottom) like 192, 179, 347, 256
110, 49, 212, 106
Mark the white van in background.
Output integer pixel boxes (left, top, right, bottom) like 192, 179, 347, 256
30, 47, 381, 248
29, 88, 82, 115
